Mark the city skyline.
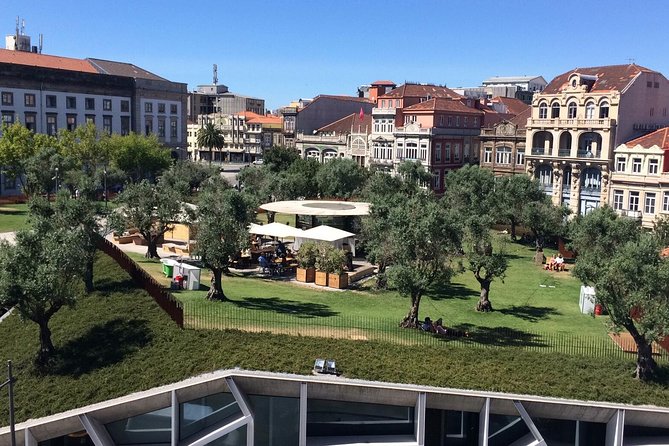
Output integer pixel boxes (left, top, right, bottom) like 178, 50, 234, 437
8, 0, 669, 110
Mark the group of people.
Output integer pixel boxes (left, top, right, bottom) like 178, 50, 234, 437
421, 316, 448, 335
544, 253, 565, 271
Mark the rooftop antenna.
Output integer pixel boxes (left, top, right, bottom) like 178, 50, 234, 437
39, 34, 43, 53
21, 19, 25, 35
627, 58, 635, 64
213, 64, 218, 86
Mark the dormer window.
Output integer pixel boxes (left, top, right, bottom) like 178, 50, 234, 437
571, 78, 577, 87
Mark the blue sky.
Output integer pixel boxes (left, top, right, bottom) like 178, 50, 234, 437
10, 0, 669, 110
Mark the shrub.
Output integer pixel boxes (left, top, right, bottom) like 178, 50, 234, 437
314, 243, 346, 274
296, 241, 318, 268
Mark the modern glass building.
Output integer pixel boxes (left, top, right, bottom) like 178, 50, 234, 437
1, 369, 669, 446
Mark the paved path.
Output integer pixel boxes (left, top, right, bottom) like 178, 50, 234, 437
0, 232, 15, 244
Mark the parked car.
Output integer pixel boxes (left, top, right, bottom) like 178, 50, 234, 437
252, 159, 264, 165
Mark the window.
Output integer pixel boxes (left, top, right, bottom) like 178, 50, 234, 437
170, 120, 177, 138
145, 102, 153, 113
539, 102, 548, 119
629, 191, 640, 212
454, 143, 460, 160
103, 116, 112, 135
85, 115, 95, 125
1, 92, 13, 106
444, 143, 451, 161
463, 117, 468, 127
516, 149, 525, 166
66, 96, 76, 109
435, 143, 442, 161
567, 102, 577, 119
433, 171, 441, 190
455, 116, 460, 127
613, 190, 624, 210
585, 102, 595, 119
66, 114, 76, 131
599, 101, 609, 118
3, 174, 16, 191
473, 117, 478, 127
2, 112, 14, 126
632, 158, 642, 173
145, 117, 153, 135
24, 113, 36, 131
650, 107, 655, 117
120, 116, 129, 136
439, 115, 444, 126
495, 147, 512, 165
484, 147, 492, 163
551, 102, 560, 118
645, 193, 656, 215
663, 192, 669, 212
447, 116, 453, 126
24, 93, 35, 107
158, 118, 165, 137
405, 142, 418, 159
46, 95, 57, 108
649, 159, 659, 175
420, 142, 428, 160
46, 114, 57, 136
85, 97, 95, 110
121, 100, 130, 112
170, 104, 177, 114
158, 103, 166, 113
103, 99, 112, 111
616, 157, 626, 172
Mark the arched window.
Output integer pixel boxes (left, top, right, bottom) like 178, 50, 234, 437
585, 101, 595, 119
551, 102, 560, 118
567, 102, 577, 119
539, 102, 548, 119
599, 101, 609, 118
495, 146, 512, 165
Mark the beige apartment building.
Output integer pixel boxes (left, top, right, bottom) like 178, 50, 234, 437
609, 127, 669, 228
525, 64, 669, 216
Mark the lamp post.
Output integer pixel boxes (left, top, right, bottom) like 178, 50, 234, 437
54, 167, 59, 192
0, 361, 16, 446
103, 167, 108, 211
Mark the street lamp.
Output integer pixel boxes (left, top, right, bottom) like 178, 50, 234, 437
103, 167, 108, 211
0, 361, 16, 446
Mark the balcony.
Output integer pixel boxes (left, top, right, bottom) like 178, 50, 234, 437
529, 118, 612, 128
576, 150, 602, 159
372, 107, 396, 116
531, 147, 547, 155
616, 209, 642, 219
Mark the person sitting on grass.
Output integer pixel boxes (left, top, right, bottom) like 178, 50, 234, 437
554, 253, 565, 271
433, 318, 448, 335
421, 316, 434, 332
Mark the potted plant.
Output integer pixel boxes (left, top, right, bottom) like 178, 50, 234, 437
314, 243, 331, 286
296, 241, 317, 283
327, 249, 349, 289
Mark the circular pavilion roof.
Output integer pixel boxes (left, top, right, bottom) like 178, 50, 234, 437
260, 200, 370, 216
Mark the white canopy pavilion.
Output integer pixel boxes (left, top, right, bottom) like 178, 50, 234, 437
294, 225, 357, 256
248, 222, 304, 239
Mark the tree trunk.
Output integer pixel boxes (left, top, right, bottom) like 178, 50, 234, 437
375, 261, 387, 289
628, 325, 657, 381
206, 268, 227, 301
476, 279, 493, 312
510, 219, 517, 241
267, 211, 276, 224
400, 291, 422, 328
37, 320, 55, 365
84, 256, 95, 293
146, 238, 160, 259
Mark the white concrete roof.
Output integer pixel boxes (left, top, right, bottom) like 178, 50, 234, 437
260, 200, 370, 216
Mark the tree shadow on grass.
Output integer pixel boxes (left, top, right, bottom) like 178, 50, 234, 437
428, 283, 478, 301
498, 305, 561, 323
50, 318, 152, 376
93, 277, 137, 296
434, 323, 548, 348
232, 297, 338, 318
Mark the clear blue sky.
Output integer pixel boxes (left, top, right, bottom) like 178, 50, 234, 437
10, 0, 669, 110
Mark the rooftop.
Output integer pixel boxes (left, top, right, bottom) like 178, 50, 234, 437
403, 98, 483, 114
0, 48, 98, 73
623, 127, 669, 150
483, 75, 544, 84
542, 64, 655, 95
316, 112, 373, 134
380, 83, 463, 100
86, 58, 168, 81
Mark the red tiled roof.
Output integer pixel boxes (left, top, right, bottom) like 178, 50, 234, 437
247, 115, 282, 125
0, 48, 98, 73
508, 106, 532, 129
314, 95, 374, 104
380, 83, 463, 100
542, 64, 654, 94
371, 80, 396, 86
624, 127, 669, 149
403, 98, 483, 114
236, 111, 262, 120
317, 113, 373, 134
491, 97, 529, 115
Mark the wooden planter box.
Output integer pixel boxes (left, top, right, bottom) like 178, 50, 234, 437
314, 271, 329, 286
328, 273, 348, 289
296, 267, 316, 283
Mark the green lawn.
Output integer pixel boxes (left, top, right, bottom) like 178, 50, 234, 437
1, 252, 669, 426
0, 203, 29, 232
128, 237, 614, 355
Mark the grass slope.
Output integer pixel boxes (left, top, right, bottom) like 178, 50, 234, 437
0, 253, 669, 426
0, 203, 29, 233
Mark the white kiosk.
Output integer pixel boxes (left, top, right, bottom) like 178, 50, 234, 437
579, 285, 596, 314
174, 262, 201, 291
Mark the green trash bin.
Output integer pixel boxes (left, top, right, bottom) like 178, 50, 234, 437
161, 260, 175, 277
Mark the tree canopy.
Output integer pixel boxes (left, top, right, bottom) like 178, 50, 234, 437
196, 122, 225, 163
316, 158, 367, 199
570, 206, 669, 381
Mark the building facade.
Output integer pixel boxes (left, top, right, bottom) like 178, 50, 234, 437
479, 106, 530, 176
2, 369, 668, 446
524, 64, 669, 216
295, 113, 372, 165
609, 127, 669, 228
187, 84, 265, 122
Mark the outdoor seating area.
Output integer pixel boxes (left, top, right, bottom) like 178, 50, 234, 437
544, 253, 567, 271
